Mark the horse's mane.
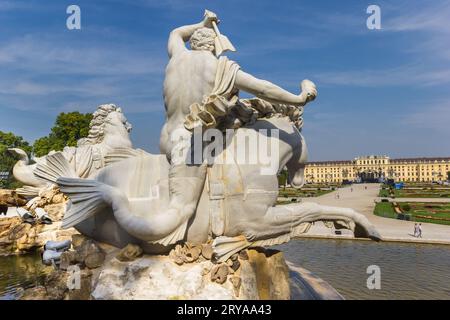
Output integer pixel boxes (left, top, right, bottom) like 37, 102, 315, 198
77, 104, 122, 146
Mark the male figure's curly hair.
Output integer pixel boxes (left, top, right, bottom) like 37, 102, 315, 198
190, 27, 216, 52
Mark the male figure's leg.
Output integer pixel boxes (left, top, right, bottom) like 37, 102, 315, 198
168, 163, 206, 220
167, 127, 206, 228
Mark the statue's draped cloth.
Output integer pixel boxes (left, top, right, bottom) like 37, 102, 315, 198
184, 56, 304, 131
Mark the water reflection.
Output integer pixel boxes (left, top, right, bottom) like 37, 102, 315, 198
277, 239, 450, 300
0, 252, 52, 300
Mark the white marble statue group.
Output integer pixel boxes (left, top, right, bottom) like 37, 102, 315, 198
12, 10, 380, 261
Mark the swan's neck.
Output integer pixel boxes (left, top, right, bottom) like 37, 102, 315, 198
16, 154, 29, 165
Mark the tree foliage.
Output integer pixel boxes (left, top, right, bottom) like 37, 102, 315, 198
1, 112, 92, 189
278, 169, 288, 188
33, 112, 92, 157
0, 131, 32, 189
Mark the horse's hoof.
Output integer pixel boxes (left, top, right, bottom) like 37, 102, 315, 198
368, 228, 382, 241
354, 223, 382, 241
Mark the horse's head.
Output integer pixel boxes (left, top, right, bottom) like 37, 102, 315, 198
104, 108, 132, 137
78, 104, 133, 149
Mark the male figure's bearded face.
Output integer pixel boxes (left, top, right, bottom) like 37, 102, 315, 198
190, 27, 216, 52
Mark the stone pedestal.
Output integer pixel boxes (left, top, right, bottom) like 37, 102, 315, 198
19, 236, 343, 300
20, 238, 291, 300
91, 247, 290, 300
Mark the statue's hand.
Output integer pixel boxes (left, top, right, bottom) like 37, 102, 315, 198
299, 79, 317, 105
203, 9, 219, 28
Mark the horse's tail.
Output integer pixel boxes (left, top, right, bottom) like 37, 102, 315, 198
34, 153, 117, 229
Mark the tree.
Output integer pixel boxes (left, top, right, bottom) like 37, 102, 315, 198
32, 136, 52, 158
0, 131, 32, 189
33, 112, 92, 157
447, 171, 450, 181
278, 169, 288, 189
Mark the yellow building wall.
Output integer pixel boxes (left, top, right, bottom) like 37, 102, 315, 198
304, 156, 450, 184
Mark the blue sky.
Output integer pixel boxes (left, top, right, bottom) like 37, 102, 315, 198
0, 0, 449, 160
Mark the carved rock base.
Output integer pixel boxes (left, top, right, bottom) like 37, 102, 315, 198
91, 247, 290, 300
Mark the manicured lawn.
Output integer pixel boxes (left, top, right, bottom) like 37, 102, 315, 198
373, 202, 450, 226
393, 189, 450, 198
399, 202, 450, 226
378, 188, 390, 197
279, 187, 334, 198
303, 183, 342, 189
379, 184, 450, 198
276, 199, 300, 205
403, 183, 450, 188
373, 202, 397, 219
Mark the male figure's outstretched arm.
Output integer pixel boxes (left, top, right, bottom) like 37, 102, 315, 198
235, 70, 317, 106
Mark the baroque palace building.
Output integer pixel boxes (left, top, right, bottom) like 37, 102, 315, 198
304, 155, 450, 184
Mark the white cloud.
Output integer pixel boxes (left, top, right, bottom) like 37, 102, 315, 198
315, 63, 450, 87
401, 100, 450, 134
383, 0, 450, 61
385, 1, 450, 34
107, 0, 197, 10
0, 35, 165, 76
0, 32, 166, 114
0, 0, 32, 11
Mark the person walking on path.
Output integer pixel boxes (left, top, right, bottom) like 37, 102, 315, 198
413, 223, 418, 237
418, 223, 423, 238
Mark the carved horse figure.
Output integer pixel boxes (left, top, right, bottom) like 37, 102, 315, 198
10, 104, 136, 197
36, 114, 381, 262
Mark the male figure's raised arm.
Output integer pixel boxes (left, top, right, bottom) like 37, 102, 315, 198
168, 12, 217, 58
234, 70, 317, 106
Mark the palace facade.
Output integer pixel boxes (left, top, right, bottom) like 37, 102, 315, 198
304, 155, 450, 184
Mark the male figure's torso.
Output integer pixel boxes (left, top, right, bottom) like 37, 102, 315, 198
161, 50, 218, 155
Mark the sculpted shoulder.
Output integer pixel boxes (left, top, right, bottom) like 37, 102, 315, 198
166, 50, 217, 73
164, 50, 218, 98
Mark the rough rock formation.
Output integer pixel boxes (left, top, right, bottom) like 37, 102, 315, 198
116, 243, 143, 262
20, 268, 93, 300
0, 186, 74, 255
24, 186, 67, 214
0, 216, 77, 255
18, 235, 345, 300
0, 189, 27, 207
59, 234, 106, 270
91, 244, 290, 300
20, 234, 107, 300
19, 235, 291, 300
